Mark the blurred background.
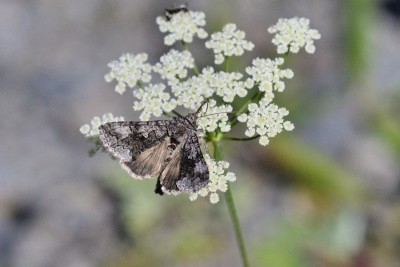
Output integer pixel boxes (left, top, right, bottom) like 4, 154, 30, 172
1, 0, 400, 266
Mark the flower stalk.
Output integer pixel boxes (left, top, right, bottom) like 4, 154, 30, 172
213, 141, 249, 267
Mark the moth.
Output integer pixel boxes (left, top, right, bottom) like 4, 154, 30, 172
164, 4, 188, 21
98, 104, 209, 195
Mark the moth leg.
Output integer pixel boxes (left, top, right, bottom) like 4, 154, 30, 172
154, 177, 163, 195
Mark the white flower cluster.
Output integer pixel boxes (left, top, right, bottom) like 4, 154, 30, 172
238, 96, 294, 146
246, 57, 294, 92
209, 71, 250, 102
153, 49, 194, 86
196, 100, 232, 133
171, 67, 215, 110
80, 113, 125, 137
205, 23, 254, 64
104, 53, 152, 94
133, 83, 177, 121
268, 17, 321, 54
156, 10, 208, 45
171, 67, 250, 111
189, 155, 236, 204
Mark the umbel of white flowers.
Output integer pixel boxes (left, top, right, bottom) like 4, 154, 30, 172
80, 9, 320, 204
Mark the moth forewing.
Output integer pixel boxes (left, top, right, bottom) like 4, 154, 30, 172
175, 136, 209, 193
99, 122, 133, 162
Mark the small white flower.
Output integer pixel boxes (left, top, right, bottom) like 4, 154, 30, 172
80, 124, 90, 136
208, 183, 218, 193
91, 116, 102, 128
105, 53, 152, 94
237, 113, 248, 122
214, 54, 225, 65
199, 187, 209, 197
220, 124, 231, 132
268, 17, 321, 54
209, 193, 220, 204
102, 113, 113, 122
245, 127, 255, 137
196, 99, 232, 133
259, 136, 270, 146
305, 44, 316, 54
226, 172, 236, 182
133, 83, 177, 121
115, 83, 126, 95
283, 121, 295, 131
156, 10, 208, 46
80, 113, 125, 137
190, 155, 236, 204
218, 182, 228, 192
206, 23, 254, 64
153, 49, 194, 86
189, 193, 198, 201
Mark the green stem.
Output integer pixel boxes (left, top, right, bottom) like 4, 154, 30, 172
225, 56, 230, 72
137, 81, 145, 89
223, 135, 260, 141
213, 141, 249, 267
181, 41, 200, 75
230, 90, 263, 127
162, 111, 172, 118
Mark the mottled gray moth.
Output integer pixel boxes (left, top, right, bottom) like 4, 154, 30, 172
98, 105, 209, 195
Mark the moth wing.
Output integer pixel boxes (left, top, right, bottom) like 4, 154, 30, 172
99, 121, 136, 162
99, 121, 171, 179
160, 135, 209, 194
121, 137, 171, 179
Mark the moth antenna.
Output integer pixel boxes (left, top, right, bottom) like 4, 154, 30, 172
195, 102, 208, 116
197, 111, 237, 119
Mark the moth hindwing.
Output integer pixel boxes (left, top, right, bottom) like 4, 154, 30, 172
98, 110, 209, 195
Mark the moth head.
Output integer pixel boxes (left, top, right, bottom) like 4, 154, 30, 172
182, 102, 208, 128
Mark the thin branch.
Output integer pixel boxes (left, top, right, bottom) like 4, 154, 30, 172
137, 81, 145, 89
230, 90, 263, 127
162, 112, 172, 118
181, 41, 200, 75
223, 135, 260, 141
